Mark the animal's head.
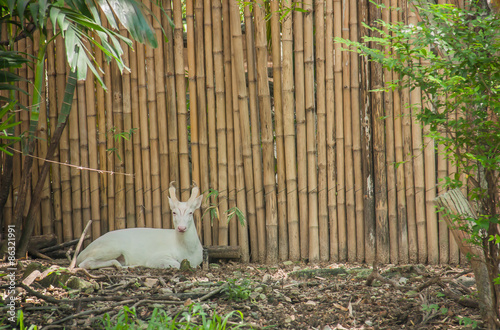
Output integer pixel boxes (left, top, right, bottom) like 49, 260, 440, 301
168, 182, 203, 233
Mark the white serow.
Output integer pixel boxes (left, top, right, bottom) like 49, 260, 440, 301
76, 183, 203, 269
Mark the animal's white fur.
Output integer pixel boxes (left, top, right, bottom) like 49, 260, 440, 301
76, 184, 203, 269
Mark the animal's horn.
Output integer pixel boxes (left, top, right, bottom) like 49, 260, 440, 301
169, 181, 179, 203
188, 181, 199, 203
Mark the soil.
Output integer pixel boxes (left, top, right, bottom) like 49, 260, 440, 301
1, 259, 482, 329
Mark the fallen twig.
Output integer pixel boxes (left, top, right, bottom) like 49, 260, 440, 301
69, 219, 93, 270
51, 299, 135, 325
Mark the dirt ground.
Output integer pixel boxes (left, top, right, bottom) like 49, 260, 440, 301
1, 259, 482, 329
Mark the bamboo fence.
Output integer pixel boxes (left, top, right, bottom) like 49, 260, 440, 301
2, 0, 471, 265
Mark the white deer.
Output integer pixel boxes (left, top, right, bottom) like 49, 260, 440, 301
76, 183, 203, 269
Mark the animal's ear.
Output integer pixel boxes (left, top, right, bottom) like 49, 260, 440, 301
191, 194, 203, 210
168, 197, 176, 210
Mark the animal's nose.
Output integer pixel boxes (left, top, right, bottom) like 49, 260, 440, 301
177, 226, 187, 232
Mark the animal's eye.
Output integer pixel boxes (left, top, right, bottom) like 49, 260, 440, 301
173, 212, 177, 215
189, 212, 193, 215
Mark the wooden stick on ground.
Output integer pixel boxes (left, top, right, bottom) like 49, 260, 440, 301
69, 219, 93, 270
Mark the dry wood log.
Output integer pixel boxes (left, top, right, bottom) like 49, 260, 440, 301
39, 237, 86, 253
204, 245, 241, 260
28, 234, 57, 251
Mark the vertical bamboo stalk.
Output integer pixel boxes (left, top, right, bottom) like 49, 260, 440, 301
187, 0, 200, 209
173, 0, 191, 200
196, 0, 210, 242
69, 84, 83, 237
256, 0, 281, 262
294, 0, 309, 259
350, 0, 365, 263
110, 62, 125, 230
118, 29, 136, 229
46, 27, 63, 242
136, 40, 153, 228
315, 0, 329, 262
243, 5, 266, 262
152, 2, 170, 229
392, 0, 409, 264
382, 0, 398, 263
129, 38, 145, 228
282, 2, 300, 261
230, 0, 258, 261
85, 60, 101, 236
370, 0, 390, 263
211, 0, 227, 246
325, 0, 338, 261
334, 0, 346, 261
408, 8, 427, 264
164, 0, 180, 202
104, 52, 115, 233
342, 0, 357, 262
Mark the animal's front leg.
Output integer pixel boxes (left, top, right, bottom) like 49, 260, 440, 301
145, 256, 181, 269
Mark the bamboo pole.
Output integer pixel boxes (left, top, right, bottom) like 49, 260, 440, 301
392, 0, 409, 264
196, 0, 210, 242
408, 8, 427, 264
104, 45, 115, 234
129, 38, 145, 229
110, 61, 126, 230
46, 27, 62, 242
256, 0, 280, 262
117, 29, 136, 230
359, 0, 376, 264
282, 2, 300, 261
221, 0, 236, 248
382, 0, 398, 263
69, 82, 83, 238
334, 0, 346, 261
243, 4, 266, 262
401, 1, 417, 263
173, 0, 191, 200
325, 0, 338, 261
230, 0, 258, 261
211, 0, 227, 246
136, 39, 153, 228
342, 0, 357, 262
163, 0, 180, 205
151, 2, 170, 230
294, 0, 309, 260
350, 0, 365, 263
143, 1, 161, 229
84, 58, 101, 237
315, 0, 328, 262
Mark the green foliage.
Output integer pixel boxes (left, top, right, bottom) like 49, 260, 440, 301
203, 189, 246, 227
99, 303, 250, 329
457, 315, 479, 328
223, 278, 253, 302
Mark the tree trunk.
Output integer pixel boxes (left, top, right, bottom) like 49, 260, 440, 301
436, 189, 499, 329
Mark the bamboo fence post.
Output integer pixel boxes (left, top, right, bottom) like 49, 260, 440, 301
211, 0, 227, 246
244, 4, 267, 262
129, 38, 146, 229
110, 60, 126, 230
11, 39, 22, 238
315, 0, 329, 262
195, 0, 210, 242
303, 0, 319, 262
325, 0, 338, 261
350, 0, 365, 263
105, 59, 116, 232
448, 108, 460, 264
359, 0, 375, 264
163, 0, 180, 204
173, 0, 191, 200
151, 1, 170, 230
230, 0, 258, 261
136, 39, 153, 228
202, 0, 216, 245
294, 0, 309, 260
370, 0, 390, 263
282, 2, 300, 261
143, 1, 161, 229
334, 0, 346, 261
27, 35, 38, 236
256, 0, 280, 262
382, 0, 398, 264
391, 0, 409, 264
84, 57, 101, 236
408, 7, 427, 264
342, 0, 357, 262
221, 0, 236, 248
46, 27, 62, 242
187, 0, 201, 215
69, 80, 83, 237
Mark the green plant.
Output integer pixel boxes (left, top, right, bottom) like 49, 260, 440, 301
223, 278, 253, 302
457, 316, 479, 329
203, 189, 246, 227
337, 0, 500, 326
